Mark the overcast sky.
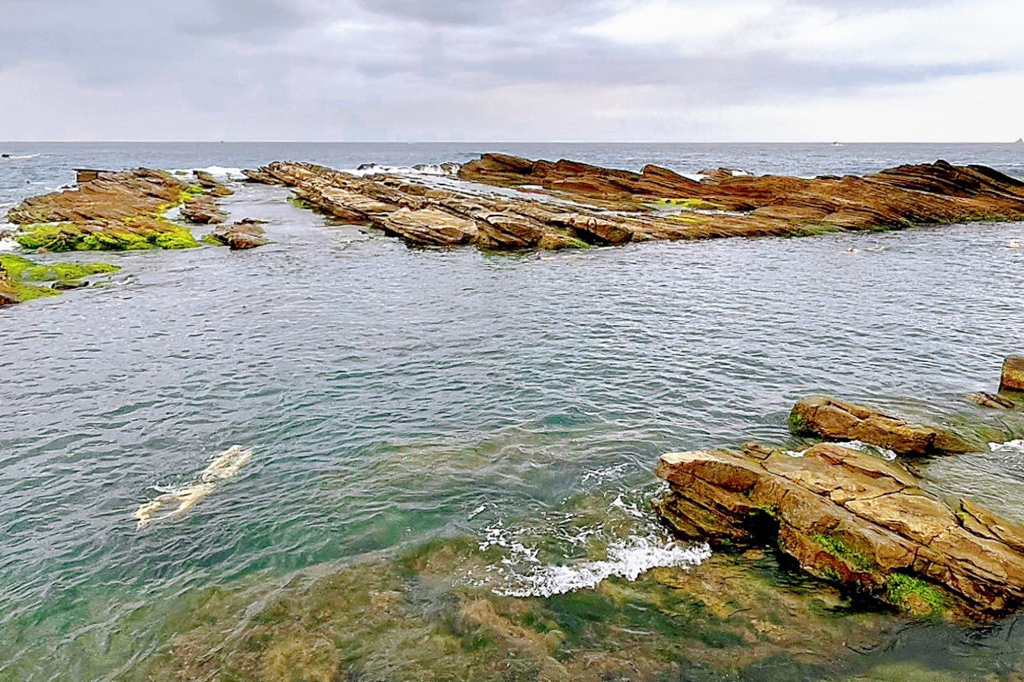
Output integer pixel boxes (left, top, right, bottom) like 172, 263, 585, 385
0, 0, 1020, 142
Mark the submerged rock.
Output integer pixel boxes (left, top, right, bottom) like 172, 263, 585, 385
654, 442, 1024, 620
788, 395, 972, 456
0, 253, 119, 305
1002, 356, 1024, 393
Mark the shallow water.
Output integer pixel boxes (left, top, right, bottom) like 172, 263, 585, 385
2, 143, 1024, 680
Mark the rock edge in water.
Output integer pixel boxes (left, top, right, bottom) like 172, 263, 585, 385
788, 394, 973, 456
654, 441, 1024, 621
244, 156, 1024, 250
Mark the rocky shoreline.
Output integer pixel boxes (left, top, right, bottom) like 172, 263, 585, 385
654, 357, 1024, 622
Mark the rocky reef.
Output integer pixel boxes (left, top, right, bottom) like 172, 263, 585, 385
243, 156, 1024, 250
4, 168, 231, 251
655, 441, 1024, 621
0, 253, 119, 305
203, 218, 270, 250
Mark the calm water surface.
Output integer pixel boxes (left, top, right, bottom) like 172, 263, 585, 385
2, 143, 1024, 680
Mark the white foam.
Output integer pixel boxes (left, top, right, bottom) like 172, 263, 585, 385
167, 166, 245, 180
134, 445, 253, 529
0, 153, 40, 160
0, 237, 18, 252
344, 162, 461, 178
495, 537, 712, 598
681, 173, 706, 182
838, 439, 898, 461
990, 440, 1024, 453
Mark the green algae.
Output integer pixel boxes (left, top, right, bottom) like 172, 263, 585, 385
14, 222, 198, 252
812, 534, 876, 572
787, 411, 813, 436
652, 198, 724, 211
885, 573, 944, 617
0, 254, 119, 282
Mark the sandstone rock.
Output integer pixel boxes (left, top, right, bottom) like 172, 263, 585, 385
245, 156, 1024, 252
1002, 356, 1024, 393
207, 221, 269, 250
788, 395, 973, 456
181, 195, 228, 224
6, 169, 199, 251
381, 208, 479, 246
654, 442, 1024, 619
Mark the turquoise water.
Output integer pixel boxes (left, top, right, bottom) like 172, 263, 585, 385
2, 143, 1024, 680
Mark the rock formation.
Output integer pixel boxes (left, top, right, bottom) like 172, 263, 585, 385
5, 169, 217, 251
1002, 356, 1024, 393
788, 395, 973, 456
654, 442, 1024, 620
205, 219, 269, 250
243, 156, 1024, 251
180, 194, 228, 225
0, 253, 119, 305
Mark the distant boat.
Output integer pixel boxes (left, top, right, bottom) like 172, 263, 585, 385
831, 142, 844, 147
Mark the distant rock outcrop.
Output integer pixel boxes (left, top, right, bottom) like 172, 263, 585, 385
243, 155, 1024, 251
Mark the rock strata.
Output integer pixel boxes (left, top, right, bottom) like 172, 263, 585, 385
206, 220, 269, 250
244, 156, 1024, 251
654, 442, 1024, 619
6, 169, 204, 251
788, 395, 972, 456
181, 194, 229, 224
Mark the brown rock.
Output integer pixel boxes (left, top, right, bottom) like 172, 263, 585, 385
654, 442, 1024, 619
1001, 356, 1024, 392
181, 195, 228, 224
969, 392, 1016, 409
788, 395, 973, 456
208, 221, 269, 250
381, 207, 479, 246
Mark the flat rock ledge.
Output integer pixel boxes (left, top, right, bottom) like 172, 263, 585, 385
244, 156, 1024, 250
654, 442, 1024, 621
788, 395, 973, 456
4, 168, 232, 252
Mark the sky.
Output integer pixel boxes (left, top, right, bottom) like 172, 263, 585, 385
0, 0, 1021, 142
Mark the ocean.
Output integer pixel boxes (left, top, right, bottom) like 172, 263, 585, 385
2, 142, 1024, 681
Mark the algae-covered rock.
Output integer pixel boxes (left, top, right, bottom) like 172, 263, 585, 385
7, 168, 204, 251
654, 442, 1024, 620
0, 253, 120, 305
789, 395, 973, 456
205, 220, 269, 250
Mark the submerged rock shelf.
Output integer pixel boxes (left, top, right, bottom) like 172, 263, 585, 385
244, 155, 1024, 249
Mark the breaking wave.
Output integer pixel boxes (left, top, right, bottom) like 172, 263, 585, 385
0, 153, 40, 160
494, 536, 711, 598
167, 166, 245, 180
990, 440, 1024, 454
345, 162, 461, 178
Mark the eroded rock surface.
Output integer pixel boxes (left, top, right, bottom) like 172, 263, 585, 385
788, 395, 973, 456
5, 169, 217, 251
654, 442, 1024, 620
206, 219, 269, 250
243, 156, 1024, 251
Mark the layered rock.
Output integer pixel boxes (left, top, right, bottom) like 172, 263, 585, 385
205, 219, 269, 250
181, 194, 228, 224
461, 154, 1024, 231
5, 169, 213, 251
244, 156, 1024, 251
788, 395, 973, 456
654, 442, 1024, 619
